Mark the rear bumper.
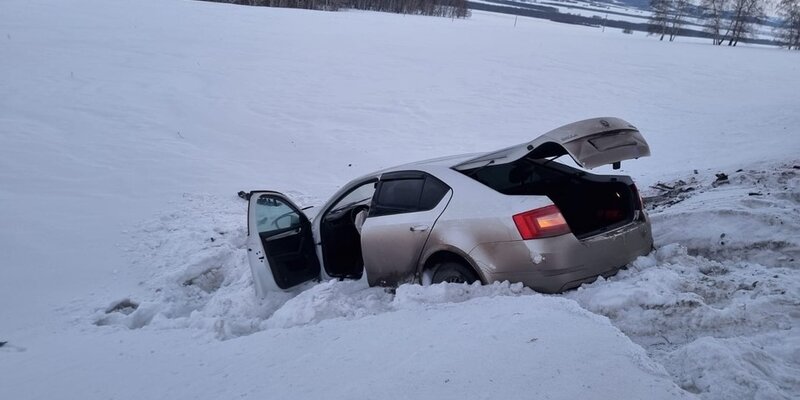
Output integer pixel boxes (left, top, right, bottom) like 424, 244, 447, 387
468, 220, 653, 293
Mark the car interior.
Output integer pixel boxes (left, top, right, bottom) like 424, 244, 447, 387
319, 181, 377, 279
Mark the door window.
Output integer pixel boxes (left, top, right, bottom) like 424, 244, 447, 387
376, 179, 424, 210
419, 176, 450, 209
254, 195, 301, 235
371, 173, 450, 217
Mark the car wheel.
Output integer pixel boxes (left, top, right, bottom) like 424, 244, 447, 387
431, 261, 479, 284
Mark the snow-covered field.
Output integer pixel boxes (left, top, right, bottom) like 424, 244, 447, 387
1, 0, 798, 399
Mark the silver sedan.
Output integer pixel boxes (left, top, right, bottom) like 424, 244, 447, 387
246, 117, 653, 296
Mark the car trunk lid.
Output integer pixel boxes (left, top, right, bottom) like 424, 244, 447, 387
453, 117, 650, 171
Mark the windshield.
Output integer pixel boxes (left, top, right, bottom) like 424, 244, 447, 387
329, 181, 377, 213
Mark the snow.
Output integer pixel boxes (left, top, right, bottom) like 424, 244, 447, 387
567, 164, 800, 399
1, 0, 799, 399
648, 167, 800, 269
5, 287, 692, 400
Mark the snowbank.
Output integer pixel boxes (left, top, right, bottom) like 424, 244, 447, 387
5, 290, 694, 400
567, 164, 800, 400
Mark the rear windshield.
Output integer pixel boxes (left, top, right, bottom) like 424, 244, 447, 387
459, 158, 575, 196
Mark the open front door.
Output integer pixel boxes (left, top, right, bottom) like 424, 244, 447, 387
247, 191, 320, 296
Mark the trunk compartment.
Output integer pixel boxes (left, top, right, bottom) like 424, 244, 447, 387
538, 175, 635, 239
461, 157, 639, 239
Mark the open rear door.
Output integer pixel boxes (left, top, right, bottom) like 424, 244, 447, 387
454, 117, 650, 171
247, 191, 320, 296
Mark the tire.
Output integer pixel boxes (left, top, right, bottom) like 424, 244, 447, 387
431, 261, 479, 284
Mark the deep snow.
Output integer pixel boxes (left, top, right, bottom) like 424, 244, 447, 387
1, 0, 799, 399
569, 163, 800, 399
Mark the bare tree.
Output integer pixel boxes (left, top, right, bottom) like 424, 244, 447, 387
649, 0, 692, 41
721, 0, 765, 46
778, 0, 800, 49
667, 0, 691, 41
649, 0, 671, 40
701, 0, 729, 44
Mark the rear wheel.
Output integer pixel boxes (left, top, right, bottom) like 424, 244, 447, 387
431, 261, 479, 284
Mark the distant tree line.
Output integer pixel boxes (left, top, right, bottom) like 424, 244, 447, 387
647, 0, 800, 49
202, 0, 470, 18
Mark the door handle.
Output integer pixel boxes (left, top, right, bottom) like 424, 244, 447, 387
410, 225, 429, 232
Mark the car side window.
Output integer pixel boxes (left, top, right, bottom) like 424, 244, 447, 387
419, 176, 450, 210
254, 195, 301, 235
375, 178, 423, 211
371, 173, 450, 217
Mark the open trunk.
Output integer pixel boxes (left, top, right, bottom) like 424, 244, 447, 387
462, 157, 641, 239
453, 117, 650, 172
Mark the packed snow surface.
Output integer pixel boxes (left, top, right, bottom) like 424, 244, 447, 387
1, 0, 799, 399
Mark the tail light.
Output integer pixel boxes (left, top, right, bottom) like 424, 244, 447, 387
513, 205, 571, 240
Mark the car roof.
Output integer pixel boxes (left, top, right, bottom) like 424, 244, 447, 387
379, 152, 484, 173
335, 154, 480, 192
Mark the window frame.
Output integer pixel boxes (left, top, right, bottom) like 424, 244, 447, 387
370, 171, 451, 217
252, 194, 304, 238
320, 178, 379, 222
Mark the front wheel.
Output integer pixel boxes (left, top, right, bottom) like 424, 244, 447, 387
431, 261, 479, 284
